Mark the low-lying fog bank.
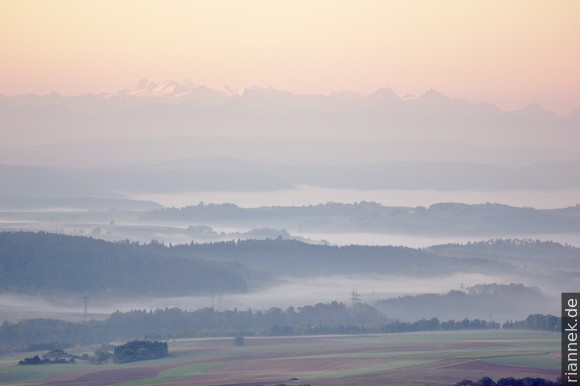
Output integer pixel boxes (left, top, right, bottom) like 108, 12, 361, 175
2, 219, 580, 248
0, 231, 571, 328
0, 273, 556, 324
133, 186, 580, 210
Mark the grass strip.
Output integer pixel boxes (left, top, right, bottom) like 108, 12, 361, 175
302, 359, 437, 382
483, 353, 560, 370
111, 362, 224, 386
0, 363, 93, 385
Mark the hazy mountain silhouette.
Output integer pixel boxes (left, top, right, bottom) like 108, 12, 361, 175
1, 80, 578, 148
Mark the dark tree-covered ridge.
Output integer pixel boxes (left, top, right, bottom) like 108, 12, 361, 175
0, 231, 247, 296
171, 237, 511, 277
0, 232, 516, 296
1, 231, 574, 305
427, 238, 580, 270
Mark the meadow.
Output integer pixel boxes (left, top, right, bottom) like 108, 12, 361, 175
0, 330, 560, 386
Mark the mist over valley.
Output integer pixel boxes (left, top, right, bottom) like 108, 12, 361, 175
0, 79, 576, 386
2, 3, 576, 383
1, 87, 576, 338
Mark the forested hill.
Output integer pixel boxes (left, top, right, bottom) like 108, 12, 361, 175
427, 239, 580, 269
0, 232, 247, 296
173, 238, 510, 276
0, 232, 515, 297
375, 283, 549, 322
4, 232, 574, 299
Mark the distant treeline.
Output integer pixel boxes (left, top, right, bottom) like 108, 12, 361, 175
18, 355, 76, 366
427, 238, 580, 270
0, 232, 247, 296
143, 201, 580, 235
383, 317, 499, 333
0, 302, 558, 354
0, 302, 386, 352
503, 314, 560, 332
375, 283, 548, 322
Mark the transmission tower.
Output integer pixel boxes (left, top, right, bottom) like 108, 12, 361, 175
351, 289, 360, 306
83, 295, 88, 318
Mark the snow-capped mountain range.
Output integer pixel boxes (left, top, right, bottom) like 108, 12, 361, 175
1, 79, 578, 149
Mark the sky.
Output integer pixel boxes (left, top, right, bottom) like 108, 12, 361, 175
1, 0, 579, 114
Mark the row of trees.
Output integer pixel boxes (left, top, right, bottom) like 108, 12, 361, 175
1, 301, 558, 354
453, 376, 561, 386
503, 314, 560, 331
383, 317, 500, 333
18, 355, 76, 365
0, 302, 385, 352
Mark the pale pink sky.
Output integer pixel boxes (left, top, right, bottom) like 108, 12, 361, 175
1, 0, 579, 114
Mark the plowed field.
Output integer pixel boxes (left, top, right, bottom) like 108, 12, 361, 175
1, 330, 560, 386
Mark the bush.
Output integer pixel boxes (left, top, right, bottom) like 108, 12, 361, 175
113, 340, 168, 363
234, 335, 244, 346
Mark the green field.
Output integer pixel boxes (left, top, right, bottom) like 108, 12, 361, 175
0, 330, 561, 386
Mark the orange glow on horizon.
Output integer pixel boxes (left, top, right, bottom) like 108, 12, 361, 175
0, 0, 579, 114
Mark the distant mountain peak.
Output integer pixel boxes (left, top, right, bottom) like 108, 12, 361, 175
510, 102, 558, 120
240, 86, 294, 97
219, 85, 243, 96
406, 89, 462, 111
367, 87, 398, 98
522, 102, 551, 114
526, 102, 543, 109
420, 89, 450, 100
121, 79, 196, 97
569, 108, 580, 120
